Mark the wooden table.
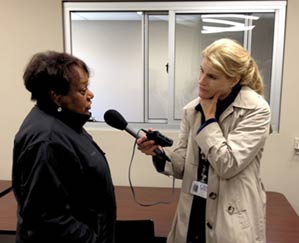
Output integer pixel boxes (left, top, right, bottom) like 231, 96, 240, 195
265, 191, 299, 243
1, 181, 299, 242
0, 189, 16, 234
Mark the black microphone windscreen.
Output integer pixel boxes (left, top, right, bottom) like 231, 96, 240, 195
104, 109, 128, 130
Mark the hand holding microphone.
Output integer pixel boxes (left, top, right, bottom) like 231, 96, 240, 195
103, 109, 172, 158
104, 109, 175, 206
136, 130, 162, 157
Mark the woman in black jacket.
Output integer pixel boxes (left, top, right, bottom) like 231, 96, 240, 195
12, 51, 116, 243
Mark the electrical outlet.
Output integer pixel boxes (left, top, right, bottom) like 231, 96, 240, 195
294, 137, 299, 150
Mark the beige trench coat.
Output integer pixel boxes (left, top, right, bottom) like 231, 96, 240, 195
163, 86, 271, 243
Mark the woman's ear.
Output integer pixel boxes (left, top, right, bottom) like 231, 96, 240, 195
49, 90, 61, 106
231, 75, 241, 88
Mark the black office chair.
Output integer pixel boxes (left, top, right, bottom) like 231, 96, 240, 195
154, 236, 167, 243
115, 219, 155, 243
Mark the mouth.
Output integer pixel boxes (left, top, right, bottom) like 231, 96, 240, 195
199, 87, 208, 94
85, 105, 91, 112
198, 86, 211, 98
199, 84, 207, 90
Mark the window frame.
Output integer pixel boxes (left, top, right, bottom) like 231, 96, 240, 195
63, 1, 286, 132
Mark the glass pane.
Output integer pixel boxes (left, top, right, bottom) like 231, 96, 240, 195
148, 14, 169, 121
70, 12, 143, 122
174, 13, 244, 120
251, 13, 275, 102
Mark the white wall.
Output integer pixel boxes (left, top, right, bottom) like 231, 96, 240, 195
0, 0, 63, 179
0, 0, 299, 215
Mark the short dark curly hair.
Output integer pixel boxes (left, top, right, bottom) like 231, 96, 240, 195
23, 51, 89, 102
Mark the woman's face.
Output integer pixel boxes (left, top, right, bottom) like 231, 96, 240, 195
198, 57, 238, 100
59, 67, 94, 114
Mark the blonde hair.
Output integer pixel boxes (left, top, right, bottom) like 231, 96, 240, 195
202, 38, 264, 95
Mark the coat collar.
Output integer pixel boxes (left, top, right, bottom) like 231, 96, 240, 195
37, 102, 90, 132
232, 86, 261, 109
55, 108, 91, 131
218, 86, 261, 122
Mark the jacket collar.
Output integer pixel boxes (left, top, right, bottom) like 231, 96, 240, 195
37, 102, 90, 132
232, 86, 261, 109
217, 86, 261, 123
56, 108, 91, 131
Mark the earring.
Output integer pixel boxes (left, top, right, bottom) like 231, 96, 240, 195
57, 106, 62, 112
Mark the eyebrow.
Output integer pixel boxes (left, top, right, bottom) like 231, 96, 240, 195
202, 65, 222, 76
79, 79, 89, 85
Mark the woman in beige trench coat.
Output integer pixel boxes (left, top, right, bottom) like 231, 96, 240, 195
137, 38, 271, 243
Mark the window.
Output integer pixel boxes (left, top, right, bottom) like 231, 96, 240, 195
64, 1, 286, 132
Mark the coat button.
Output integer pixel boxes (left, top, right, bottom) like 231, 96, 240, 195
209, 192, 217, 200
228, 205, 235, 214
207, 222, 213, 229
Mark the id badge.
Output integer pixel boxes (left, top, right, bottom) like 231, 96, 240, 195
190, 181, 208, 199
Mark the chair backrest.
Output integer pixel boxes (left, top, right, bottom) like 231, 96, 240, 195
115, 219, 155, 243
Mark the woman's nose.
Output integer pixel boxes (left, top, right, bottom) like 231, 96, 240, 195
87, 89, 94, 99
198, 74, 205, 84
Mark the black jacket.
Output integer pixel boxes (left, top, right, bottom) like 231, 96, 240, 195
12, 105, 116, 243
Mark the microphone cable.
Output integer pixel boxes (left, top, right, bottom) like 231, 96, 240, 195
127, 129, 176, 207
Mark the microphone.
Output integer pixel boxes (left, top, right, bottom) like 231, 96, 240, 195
103, 109, 139, 138
103, 109, 173, 158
